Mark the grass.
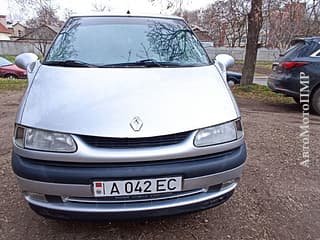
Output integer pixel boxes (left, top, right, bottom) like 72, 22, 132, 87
230, 60, 273, 75
0, 79, 292, 104
1, 55, 43, 62
236, 60, 273, 69
255, 61, 273, 70
0, 55, 16, 63
0, 78, 27, 91
0, 79, 294, 104
253, 61, 273, 70
232, 84, 294, 104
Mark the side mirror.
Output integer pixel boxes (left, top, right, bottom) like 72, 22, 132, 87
215, 54, 235, 70
15, 53, 38, 70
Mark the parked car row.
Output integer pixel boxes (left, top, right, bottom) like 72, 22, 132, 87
201, 36, 320, 115
0, 56, 27, 79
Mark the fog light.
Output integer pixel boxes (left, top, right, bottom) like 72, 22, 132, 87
221, 178, 239, 189
24, 192, 47, 202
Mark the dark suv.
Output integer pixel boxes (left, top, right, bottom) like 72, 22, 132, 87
268, 37, 320, 115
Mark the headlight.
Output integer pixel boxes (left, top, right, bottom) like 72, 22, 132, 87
14, 125, 77, 152
194, 119, 243, 147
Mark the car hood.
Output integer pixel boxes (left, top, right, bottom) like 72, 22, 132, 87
20, 65, 239, 138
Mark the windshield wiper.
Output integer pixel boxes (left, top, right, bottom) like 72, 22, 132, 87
135, 59, 163, 67
99, 59, 183, 68
44, 60, 98, 68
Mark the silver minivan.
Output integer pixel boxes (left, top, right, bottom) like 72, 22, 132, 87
12, 15, 246, 220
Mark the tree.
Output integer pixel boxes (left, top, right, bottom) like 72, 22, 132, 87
10, 0, 61, 57
9, 0, 59, 23
26, 5, 61, 27
149, 0, 190, 15
177, 0, 249, 47
266, 1, 307, 50
222, 0, 250, 47
92, 0, 112, 12
241, 0, 263, 85
63, 8, 75, 21
304, 0, 320, 36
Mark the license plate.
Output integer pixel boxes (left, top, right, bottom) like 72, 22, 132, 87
93, 176, 182, 197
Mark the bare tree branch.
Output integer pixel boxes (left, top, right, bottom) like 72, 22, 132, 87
92, 0, 112, 12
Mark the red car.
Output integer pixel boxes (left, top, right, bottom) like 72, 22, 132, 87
0, 56, 27, 79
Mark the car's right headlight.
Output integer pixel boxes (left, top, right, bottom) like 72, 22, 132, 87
14, 125, 77, 153
194, 119, 243, 147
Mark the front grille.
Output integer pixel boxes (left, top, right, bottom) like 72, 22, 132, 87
79, 131, 192, 149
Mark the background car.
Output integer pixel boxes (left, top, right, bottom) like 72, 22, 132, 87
200, 41, 242, 86
227, 71, 241, 85
201, 41, 214, 48
268, 37, 320, 115
0, 56, 27, 79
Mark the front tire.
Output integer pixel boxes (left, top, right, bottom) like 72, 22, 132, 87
311, 88, 320, 115
227, 80, 235, 87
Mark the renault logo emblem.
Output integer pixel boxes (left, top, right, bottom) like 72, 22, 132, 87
130, 116, 143, 131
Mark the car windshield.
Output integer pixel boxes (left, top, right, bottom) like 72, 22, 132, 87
44, 16, 210, 67
0, 57, 12, 67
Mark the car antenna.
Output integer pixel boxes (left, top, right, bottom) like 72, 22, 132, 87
127, 10, 131, 14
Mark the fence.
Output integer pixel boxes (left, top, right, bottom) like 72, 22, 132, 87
0, 40, 44, 56
205, 47, 280, 61
0, 40, 281, 62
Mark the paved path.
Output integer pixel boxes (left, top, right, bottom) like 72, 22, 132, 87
253, 76, 268, 86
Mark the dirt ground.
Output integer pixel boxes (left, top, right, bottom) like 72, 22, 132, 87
0, 90, 319, 240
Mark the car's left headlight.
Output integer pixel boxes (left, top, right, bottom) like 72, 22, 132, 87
14, 125, 77, 153
194, 119, 243, 147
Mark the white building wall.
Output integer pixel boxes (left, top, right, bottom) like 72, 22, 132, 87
0, 33, 10, 41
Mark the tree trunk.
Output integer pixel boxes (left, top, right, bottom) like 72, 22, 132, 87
241, 0, 263, 85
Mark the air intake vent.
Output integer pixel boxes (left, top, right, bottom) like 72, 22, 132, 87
79, 131, 192, 149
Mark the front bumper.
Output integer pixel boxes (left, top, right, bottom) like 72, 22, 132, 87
28, 187, 235, 221
12, 143, 246, 220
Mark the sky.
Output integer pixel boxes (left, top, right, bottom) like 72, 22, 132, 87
0, 0, 213, 22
